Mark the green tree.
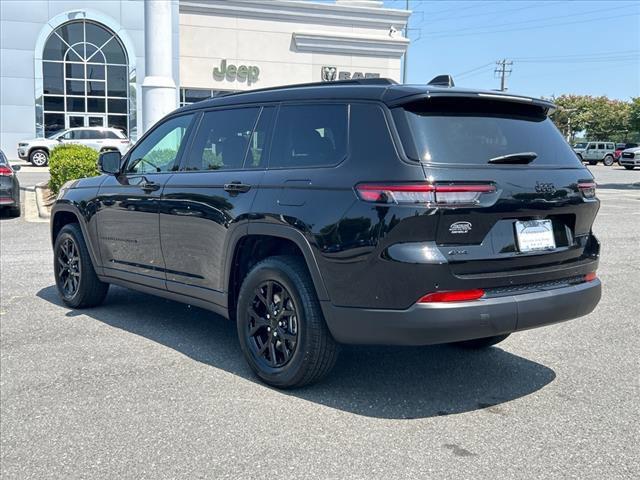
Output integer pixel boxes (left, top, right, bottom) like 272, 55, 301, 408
551, 95, 637, 143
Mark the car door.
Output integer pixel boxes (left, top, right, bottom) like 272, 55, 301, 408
96, 113, 195, 289
586, 143, 597, 160
160, 106, 274, 304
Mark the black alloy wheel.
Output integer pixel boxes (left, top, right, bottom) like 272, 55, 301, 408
236, 255, 338, 388
53, 223, 109, 308
56, 237, 81, 298
246, 280, 299, 368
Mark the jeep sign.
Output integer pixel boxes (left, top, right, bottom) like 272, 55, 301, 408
321, 66, 380, 82
213, 59, 260, 85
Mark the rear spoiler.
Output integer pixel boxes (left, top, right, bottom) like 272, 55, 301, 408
386, 91, 556, 115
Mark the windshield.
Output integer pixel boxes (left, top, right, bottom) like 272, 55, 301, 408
47, 129, 66, 139
399, 99, 582, 168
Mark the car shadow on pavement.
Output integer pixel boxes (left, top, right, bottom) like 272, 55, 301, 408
37, 284, 556, 420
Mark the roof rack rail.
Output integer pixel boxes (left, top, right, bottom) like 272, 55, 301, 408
218, 77, 397, 98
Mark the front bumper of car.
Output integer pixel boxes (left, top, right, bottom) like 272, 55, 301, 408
619, 156, 640, 166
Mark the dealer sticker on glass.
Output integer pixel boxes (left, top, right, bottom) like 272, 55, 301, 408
515, 219, 556, 253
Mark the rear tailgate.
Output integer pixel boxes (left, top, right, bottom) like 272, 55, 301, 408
391, 95, 600, 289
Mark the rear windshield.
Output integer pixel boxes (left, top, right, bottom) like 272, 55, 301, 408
397, 98, 581, 168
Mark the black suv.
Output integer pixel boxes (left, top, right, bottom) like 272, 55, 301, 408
51, 79, 601, 388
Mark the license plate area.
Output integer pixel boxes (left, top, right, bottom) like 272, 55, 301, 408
515, 219, 556, 253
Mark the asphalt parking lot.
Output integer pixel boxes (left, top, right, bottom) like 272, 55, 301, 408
1, 165, 639, 479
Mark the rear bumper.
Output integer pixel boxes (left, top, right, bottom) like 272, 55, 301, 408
322, 279, 601, 345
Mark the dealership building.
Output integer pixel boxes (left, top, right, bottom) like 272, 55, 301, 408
0, 0, 410, 158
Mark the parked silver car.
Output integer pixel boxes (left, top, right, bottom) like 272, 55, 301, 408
572, 141, 616, 166
619, 147, 640, 170
17, 127, 131, 167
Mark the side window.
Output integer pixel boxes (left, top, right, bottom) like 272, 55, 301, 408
597, 143, 605, 150
270, 104, 348, 168
245, 107, 275, 168
607, 143, 614, 150
61, 130, 75, 140
103, 131, 119, 139
183, 107, 259, 171
126, 114, 194, 174
587, 144, 596, 150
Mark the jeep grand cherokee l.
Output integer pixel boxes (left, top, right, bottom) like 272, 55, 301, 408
18, 127, 131, 167
50, 78, 601, 388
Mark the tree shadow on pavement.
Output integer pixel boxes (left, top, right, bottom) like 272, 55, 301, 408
37, 284, 556, 420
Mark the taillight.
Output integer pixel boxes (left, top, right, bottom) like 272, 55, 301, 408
578, 181, 596, 199
355, 183, 496, 206
0, 166, 13, 176
584, 272, 597, 282
418, 289, 485, 303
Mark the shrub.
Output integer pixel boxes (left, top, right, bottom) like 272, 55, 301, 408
48, 144, 99, 194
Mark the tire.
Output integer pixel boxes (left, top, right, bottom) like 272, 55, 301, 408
588, 159, 598, 166
624, 165, 635, 170
576, 154, 583, 162
6, 205, 20, 217
30, 149, 49, 167
236, 255, 339, 388
603, 155, 614, 166
53, 223, 109, 308
453, 334, 511, 349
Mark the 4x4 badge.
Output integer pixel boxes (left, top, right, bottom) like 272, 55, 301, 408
449, 221, 472, 234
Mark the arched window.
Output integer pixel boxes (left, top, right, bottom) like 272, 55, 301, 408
41, 20, 129, 137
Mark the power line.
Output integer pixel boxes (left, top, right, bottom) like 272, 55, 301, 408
426, 5, 637, 37
455, 62, 494, 78
513, 49, 640, 61
420, 1, 561, 25
420, 11, 638, 40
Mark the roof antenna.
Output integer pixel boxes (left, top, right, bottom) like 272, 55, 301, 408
427, 75, 455, 87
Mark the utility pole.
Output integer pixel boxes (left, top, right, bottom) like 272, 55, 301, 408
494, 59, 513, 91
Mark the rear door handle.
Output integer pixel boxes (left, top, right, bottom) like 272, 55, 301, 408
140, 181, 160, 192
223, 181, 251, 193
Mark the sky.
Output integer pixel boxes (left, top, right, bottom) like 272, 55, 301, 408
383, 0, 640, 100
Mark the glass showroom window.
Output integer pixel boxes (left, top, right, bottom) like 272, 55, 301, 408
179, 88, 237, 107
41, 20, 129, 137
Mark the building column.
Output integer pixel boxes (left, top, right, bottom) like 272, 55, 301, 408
141, 0, 177, 133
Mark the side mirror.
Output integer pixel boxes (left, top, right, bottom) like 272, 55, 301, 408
12, 164, 21, 172
98, 150, 121, 175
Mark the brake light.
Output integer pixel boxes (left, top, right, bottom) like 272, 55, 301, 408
584, 272, 597, 282
578, 181, 596, 199
0, 166, 13, 176
418, 289, 485, 303
355, 183, 496, 206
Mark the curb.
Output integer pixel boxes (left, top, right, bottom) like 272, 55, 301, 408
34, 182, 51, 220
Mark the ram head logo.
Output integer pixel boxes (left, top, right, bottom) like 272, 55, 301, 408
321, 66, 337, 82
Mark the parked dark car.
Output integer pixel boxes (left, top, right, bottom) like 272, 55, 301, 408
0, 150, 21, 217
50, 78, 602, 388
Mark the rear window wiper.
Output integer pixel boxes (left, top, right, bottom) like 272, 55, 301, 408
488, 152, 537, 164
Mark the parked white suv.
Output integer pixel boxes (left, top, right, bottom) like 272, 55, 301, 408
17, 127, 131, 167
572, 141, 616, 166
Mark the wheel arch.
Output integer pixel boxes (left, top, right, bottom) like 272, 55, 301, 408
226, 223, 330, 319
51, 205, 102, 274
29, 146, 50, 158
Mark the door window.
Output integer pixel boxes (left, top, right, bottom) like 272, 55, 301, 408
183, 107, 260, 171
597, 143, 605, 150
126, 114, 194, 174
270, 104, 348, 168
